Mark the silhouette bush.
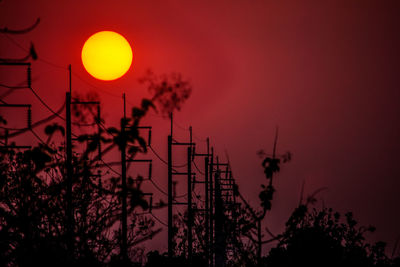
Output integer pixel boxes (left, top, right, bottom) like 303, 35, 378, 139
0, 72, 191, 266
265, 205, 399, 267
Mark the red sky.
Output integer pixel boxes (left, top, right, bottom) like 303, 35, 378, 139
1, 0, 400, 255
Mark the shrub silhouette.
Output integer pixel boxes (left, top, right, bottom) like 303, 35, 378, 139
265, 205, 399, 267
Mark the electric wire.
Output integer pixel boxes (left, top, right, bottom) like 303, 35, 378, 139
29, 87, 65, 121
29, 86, 97, 127
148, 145, 168, 165
148, 144, 186, 168
71, 71, 121, 98
150, 212, 168, 227
149, 178, 168, 197
0, 18, 40, 34
99, 158, 121, 177
173, 120, 188, 131
0, 125, 26, 131
5, 101, 66, 139
30, 127, 46, 145
175, 192, 188, 199
0, 83, 27, 89
29, 128, 64, 158
2, 33, 67, 70
192, 159, 205, 175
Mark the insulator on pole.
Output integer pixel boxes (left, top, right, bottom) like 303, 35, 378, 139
149, 162, 152, 180
27, 65, 32, 88
149, 196, 153, 213
148, 129, 152, 146
27, 107, 32, 129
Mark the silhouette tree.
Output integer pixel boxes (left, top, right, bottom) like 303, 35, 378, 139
232, 130, 291, 265
265, 204, 400, 267
0, 71, 192, 266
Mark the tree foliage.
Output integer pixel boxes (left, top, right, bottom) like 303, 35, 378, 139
265, 205, 400, 267
0, 72, 191, 266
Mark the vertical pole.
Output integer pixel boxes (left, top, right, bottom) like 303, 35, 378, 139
97, 105, 101, 160
215, 156, 220, 266
66, 64, 73, 256
187, 146, 193, 261
168, 135, 173, 258
257, 220, 261, 264
170, 112, 173, 137
121, 93, 128, 263
205, 156, 209, 266
209, 148, 214, 267
214, 169, 225, 267
66, 91, 73, 255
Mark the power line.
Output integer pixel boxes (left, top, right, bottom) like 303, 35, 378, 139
192, 159, 205, 175
172, 119, 208, 143
29, 87, 65, 121
2, 33, 67, 70
0, 18, 40, 34
5, 101, 65, 138
149, 178, 168, 197
149, 144, 187, 168
149, 145, 168, 165
0, 83, 27, 89
29, 128, 65, 158
175, 192, 188, 199
71, 71, 121, 98
173, 120, 188, 131
29, 87, 97, 127
99, 158, 121, 177
150, 212, 168, 227
30, 128, 46, 144
98, 121, 117, 138
0, 125, 25, 131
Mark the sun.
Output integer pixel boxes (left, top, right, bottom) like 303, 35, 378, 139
81, 31, 133, 81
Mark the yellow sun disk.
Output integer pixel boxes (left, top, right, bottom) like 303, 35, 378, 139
81, 31, 133, 81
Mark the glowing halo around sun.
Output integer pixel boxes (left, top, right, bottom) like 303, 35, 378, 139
81, 31, 133, 81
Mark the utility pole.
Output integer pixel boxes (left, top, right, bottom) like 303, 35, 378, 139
205, 155, 210, 265
214, 167, 226, 267
209, 148, 214, 267
167, 134, 173, 258
168, 110, 173, 258
187, 145, 193, 261
0, 62, 32, 150
66, 65, 73, 257
65, 65, 102, 258
167, 123, 196, 260
120, 93, 128, 263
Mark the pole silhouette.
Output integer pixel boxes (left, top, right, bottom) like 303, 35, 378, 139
120, 93, 128, 263
66, 65, 74, 256
187, 145, 193, 260
168, 134, 173, 258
